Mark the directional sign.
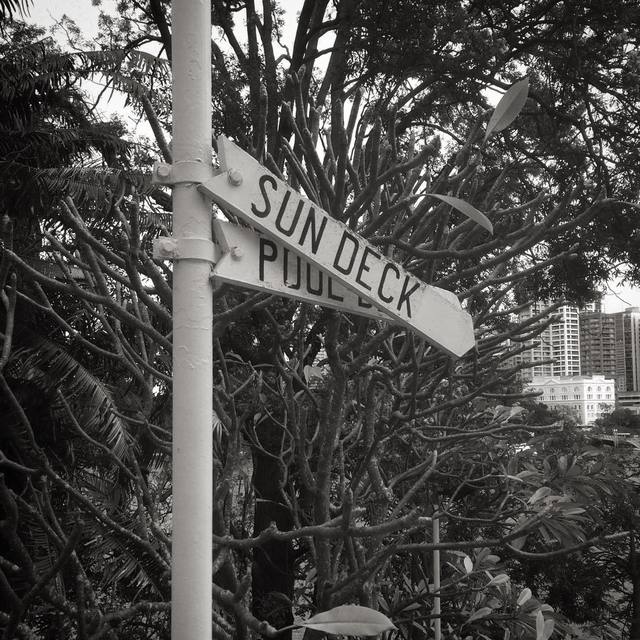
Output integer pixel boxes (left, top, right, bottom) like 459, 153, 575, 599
213, 220, 390, 320
199, 136, 475, 357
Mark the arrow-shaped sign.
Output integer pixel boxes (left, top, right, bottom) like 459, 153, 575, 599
200, 136, 475, 357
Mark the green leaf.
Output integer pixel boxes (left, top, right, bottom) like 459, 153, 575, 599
300, 605, 397, 636
427, 193, 493, 234
484, 78, 529, 142
517, 588, 532, 607
535, 609, 545, 640
463, 555, 474, 573
557, 454, 568, 473
528, 486, 553, 504
303, 364, 324, 383
510, 534, 528, 550
493, 405, 525, 423
467, 607, 493, 623
487, 573, 510, 587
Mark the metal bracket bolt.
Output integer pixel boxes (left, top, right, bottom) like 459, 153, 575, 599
155, 163, 172, 179
152, 162, 174, 185
227, 169, 243, 186
230, 246, 243, 260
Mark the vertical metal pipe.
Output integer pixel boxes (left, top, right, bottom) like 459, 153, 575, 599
170, 0, 213, 638
433, 514, 441, 640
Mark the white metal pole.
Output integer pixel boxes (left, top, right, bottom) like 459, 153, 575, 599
170, 0, 213, 638
433, 514, 441, 640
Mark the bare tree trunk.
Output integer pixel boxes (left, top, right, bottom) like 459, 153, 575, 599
630, 534, 640, 640
251, 418, 294, 639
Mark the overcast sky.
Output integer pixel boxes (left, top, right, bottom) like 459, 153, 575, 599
28, 0, 112, 41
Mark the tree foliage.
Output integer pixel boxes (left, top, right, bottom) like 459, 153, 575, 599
1, 1, 640, 639
595, 408, 640, 434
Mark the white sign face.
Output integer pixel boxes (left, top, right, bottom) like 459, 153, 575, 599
212, 220, 390, 321
200, 136, 475, 357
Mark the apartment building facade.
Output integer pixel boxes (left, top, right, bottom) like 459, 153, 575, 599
514, 302, 554, 378
613, 307, 640, 392
517, 303, 581, 380
579, 311, 617, 380
516, 302, 640, 393
551, 305, 581, 376
525, 375, 616, 425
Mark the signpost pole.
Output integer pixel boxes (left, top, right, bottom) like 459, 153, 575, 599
433, 513, 441, 640
170, 0, 213, 638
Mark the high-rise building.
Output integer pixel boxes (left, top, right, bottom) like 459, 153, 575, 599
618, 391, 640, 415
581, 299, 603, 313
579, 312, 617, 380
517, 303, 581, 380
513, 298, 640, 393
550, 305, 581, 377
613, 307, 640, 392
515, 302, 554, 378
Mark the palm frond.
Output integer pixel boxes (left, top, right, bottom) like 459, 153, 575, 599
34, 165, 151, 202
0, 125, 130, 164
79, 49, 171, 103
2, 44, 171, 104
26, 519, 62, 593
81, 510, 168, 598
0, 0, 32, 21
8, 334, 132, 461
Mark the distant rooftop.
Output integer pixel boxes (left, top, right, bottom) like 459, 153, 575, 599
528, 374, 615, 384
